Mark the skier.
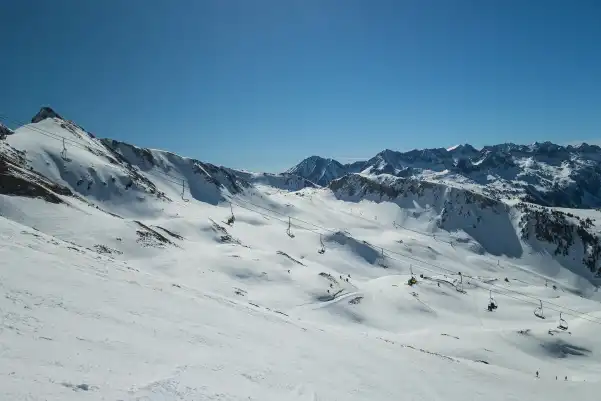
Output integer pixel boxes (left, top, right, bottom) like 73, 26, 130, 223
536, 371, 539, 378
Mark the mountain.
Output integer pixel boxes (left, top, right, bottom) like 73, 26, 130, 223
2, 110, 251, 218
223, 168, 319, 192
288, 143, 601, 208
286, 155, 365, 186
1, 107, 601, 400
329, 173, 601, 278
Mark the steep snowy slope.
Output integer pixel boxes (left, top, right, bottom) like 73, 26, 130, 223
289, 143, 601, 208
3, 108, 249, 217
101, 138, 250, 205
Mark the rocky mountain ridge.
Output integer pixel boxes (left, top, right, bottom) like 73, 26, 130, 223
289, 143, 601, 208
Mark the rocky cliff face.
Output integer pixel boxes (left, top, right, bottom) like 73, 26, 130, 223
31, 106, 63, 123
0, 123, 13, 139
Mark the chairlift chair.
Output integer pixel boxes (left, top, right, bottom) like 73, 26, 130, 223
181, 179, 190, 202
225, 203, 235, 226
60, 138, 69, 161
534, 300, 545, 319
318, 234, 325, 254
557, 312, 568, 331
456, 273, 464, 293
286, 217, 295, 238
487, 289, 498, 311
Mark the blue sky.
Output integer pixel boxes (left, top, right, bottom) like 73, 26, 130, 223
1, 0, 600, 172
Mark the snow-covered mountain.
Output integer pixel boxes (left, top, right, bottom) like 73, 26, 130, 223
286, 155, 365, 186
330, 173, 601, 278
223, 167, 319, 192
2, 108, 601, 400
2, 108, 251, 217
289, 144, 601, 208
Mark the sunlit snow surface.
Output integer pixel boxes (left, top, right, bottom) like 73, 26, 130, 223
1, 119, 600, 400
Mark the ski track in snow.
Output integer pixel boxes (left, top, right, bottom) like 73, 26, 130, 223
1, 117, 601, 400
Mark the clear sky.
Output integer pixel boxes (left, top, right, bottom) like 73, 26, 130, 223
1, 0, 600, 172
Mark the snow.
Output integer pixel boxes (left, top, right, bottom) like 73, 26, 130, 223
1, 116, 601, 400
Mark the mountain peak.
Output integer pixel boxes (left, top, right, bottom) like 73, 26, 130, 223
31, 106, 63, 124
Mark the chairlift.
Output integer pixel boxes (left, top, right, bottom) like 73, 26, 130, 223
318, 233, 325, 254
456, 273, 464, 293
534, 300, 545, 319
181, 179, 189, 202
557, 312, 568, 331
60, 138, 69, 161
404, 266, 417, 285
408, 268, 417, 286
487, 289, 498, 312
286, 217, 295, 238
225, 202, 235, 226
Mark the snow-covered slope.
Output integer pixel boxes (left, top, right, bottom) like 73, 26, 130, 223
2, 108, 601, 400
3, 109, 250, 217
289, 143, 601, 208
224, 168, 318, 191
330, 173, 601, 279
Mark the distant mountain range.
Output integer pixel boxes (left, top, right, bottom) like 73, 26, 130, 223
287, 143, 601, 208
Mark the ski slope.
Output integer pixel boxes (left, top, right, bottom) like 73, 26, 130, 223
1, 115, 601, 400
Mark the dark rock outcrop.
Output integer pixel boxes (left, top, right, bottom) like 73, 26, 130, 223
31, 107, 63, 124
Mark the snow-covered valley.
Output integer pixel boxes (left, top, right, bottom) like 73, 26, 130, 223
1, 110, 600, 400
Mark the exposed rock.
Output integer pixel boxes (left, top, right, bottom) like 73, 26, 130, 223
31, 106, 63, 123
0, 123, 13, 139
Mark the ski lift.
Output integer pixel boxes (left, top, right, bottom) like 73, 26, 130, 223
317, 233, 325, 254
378, 247, 389, 268
534, 300, 545, 319
225, 202, 235, 226
286, 217, 295, 238
487, 289, 498, 312
60, 138, 69, 161
407, 264, 417, 285
181, 179, 189, 202
456, 272, 464, 293
557, 312, 568, 331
